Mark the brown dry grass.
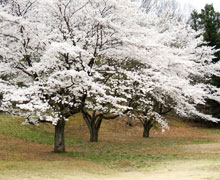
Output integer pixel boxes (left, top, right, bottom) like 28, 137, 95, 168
0, 114, 220, 180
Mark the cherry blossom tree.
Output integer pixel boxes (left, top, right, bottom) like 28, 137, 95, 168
81, 58, 133, 142
0, 0, 155, 151
124, 16, 220, 137
0, 0, 220, 153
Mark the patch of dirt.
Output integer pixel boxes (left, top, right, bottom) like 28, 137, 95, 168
155, 126, 207, 139
184, 143, 220, 154
97, 115, 220, 141
0, 134, 72, 161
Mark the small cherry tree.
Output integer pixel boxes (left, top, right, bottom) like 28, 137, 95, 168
81, 58, 132, 142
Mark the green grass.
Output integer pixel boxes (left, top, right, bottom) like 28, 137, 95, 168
0, 114, 219, 170
204, 129, 220, 135
0, 115, 79, 145
66, 151, 173, 169
190, 139, 215, 144
0, 115, 54, 145
63, 136, 216, 169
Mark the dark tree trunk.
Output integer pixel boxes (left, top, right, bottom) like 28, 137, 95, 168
142, 120, 153, 138
88, 118, 102, 142
90, 129, 99, 142
54, 119, 65, 153
82, 110, 103, 142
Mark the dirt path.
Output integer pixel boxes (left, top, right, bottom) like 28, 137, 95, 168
105, 160, 220, 180
2, 159, 220, 180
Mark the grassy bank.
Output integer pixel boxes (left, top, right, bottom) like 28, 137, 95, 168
0, 114, 219, 170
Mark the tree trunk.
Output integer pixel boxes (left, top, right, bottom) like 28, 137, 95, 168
54, 119, 65, 153
90, 129, 99, 142
143, 120, 153, 138
82, 110, 103, 142
126, 116, 133, 126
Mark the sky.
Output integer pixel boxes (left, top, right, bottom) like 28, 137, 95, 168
178, 0, 220, 12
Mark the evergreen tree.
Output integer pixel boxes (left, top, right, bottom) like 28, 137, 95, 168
191, 4, 220, 118
191, 4, 220, 63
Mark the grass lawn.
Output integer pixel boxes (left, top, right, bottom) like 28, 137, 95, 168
0, 114, 220, 180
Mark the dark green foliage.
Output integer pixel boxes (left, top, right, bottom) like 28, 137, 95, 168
191, 4, 220, 62
191, 4, 220, 119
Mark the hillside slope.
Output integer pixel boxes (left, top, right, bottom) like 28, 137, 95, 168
0, 114, 220, 180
